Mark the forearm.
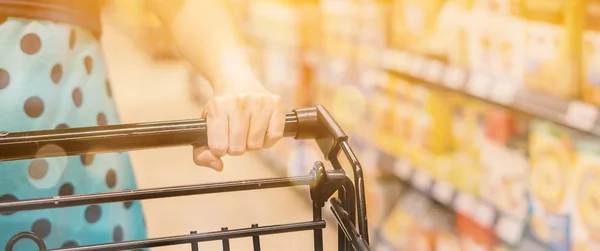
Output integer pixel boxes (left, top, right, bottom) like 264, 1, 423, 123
148, 0, 259, 94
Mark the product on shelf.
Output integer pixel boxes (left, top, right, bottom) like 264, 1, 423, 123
329, 71, 368, 135
405, 85, 454, 172
572, 136, 600, 251
390, 0, 446, 57
320, 0, 360, 61
437, 0, 473, 67
522, 0, 581, 99
355, 0, 393, 69
389, 76, 414, 157
351, 71, 384, 140
457, 213, 499, 251
357, 144, 401, 232
381, 189, 450, 251
250, 0, 302, 47
435, 231, 462, 251
479, 107, 529, 220
369, 77, 397, 155
298, 0, 322, 53
432, 206, 461, 251
450, 98, 486, 195
468, 1, 526, 83
380, 191, 423, 250
494, 245, 510, 251
381, 188, 468, 251
466, 5, 495, 75
528, 120, 576, 251
314, 63, 336, 113
515, 232, 552, 251
581, 0, 600, 106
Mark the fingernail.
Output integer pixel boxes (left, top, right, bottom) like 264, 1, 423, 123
210, 161, 221, 172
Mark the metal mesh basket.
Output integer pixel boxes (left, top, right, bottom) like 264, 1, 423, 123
0, 105, 370, 251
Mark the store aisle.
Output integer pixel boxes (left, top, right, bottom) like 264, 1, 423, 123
100, 22, 336, 250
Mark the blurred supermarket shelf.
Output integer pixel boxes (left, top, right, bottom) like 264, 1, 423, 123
350, 135, 552, 250
384, 154, 524, 246
380, 49, 600, 138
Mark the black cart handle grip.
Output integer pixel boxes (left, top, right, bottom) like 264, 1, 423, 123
0, 106, 343, 162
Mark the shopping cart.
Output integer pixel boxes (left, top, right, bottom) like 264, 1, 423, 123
0, 105, 370, 251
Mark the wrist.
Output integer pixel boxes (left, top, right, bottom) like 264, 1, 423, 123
212, 76, 265, 95
210, 48, 264, 95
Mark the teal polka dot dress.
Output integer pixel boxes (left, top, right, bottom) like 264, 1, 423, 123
0, 16, 148, 250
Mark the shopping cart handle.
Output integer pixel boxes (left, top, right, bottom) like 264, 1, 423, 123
0, 105, 345, 162
0, 104, 372, 248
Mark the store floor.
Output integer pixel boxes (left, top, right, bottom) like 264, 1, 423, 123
101, 22, 336, 250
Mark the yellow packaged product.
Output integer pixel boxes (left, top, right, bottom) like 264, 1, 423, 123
572, 137, 600, 251
523, 0, 582, 99
433, 93, 465, 182
431, 154, 456, 185
380, 193, 420, 250
390, 77, 414, 157
405, 86, 454, 172
370, 88, 395, 153
314, 61, 339, 111
320, 0, 359, 60
581, 0, 600, 106
330, 83, 368, 135
528, 120, 575, 251
450, 99, 486, 195
355, 0, 393, 68
437, 0, 473, 67
372, 74, 399, 154
390, 0, 446, 56
298, 0, 322, 52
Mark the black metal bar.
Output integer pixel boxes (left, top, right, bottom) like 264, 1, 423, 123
330, 199, 371, 251
0, 113, 299, 162
328, 156, 350, 251
337, 186, 348, 251
190, 231, 199, 251
252, 224, 261, 251
340, 141, 369, 243
48, 221, 326, 251
313, 204, 324, 251
221, 227, 230, 251
342, 177, 357, 228
0, 175, 315, 214
341, 177, 357, 251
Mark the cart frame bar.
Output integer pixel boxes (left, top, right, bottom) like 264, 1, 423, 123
0, 105, 371, 251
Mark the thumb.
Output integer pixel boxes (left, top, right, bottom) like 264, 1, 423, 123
193, 145, 224, 172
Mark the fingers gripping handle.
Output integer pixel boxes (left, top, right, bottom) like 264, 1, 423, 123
0, 106, 338, 162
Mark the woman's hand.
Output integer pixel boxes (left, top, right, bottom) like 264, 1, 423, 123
192, 80, 286, 171
145, 0, 286, 170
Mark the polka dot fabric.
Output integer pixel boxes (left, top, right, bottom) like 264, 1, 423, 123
0, 17, 147, 250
